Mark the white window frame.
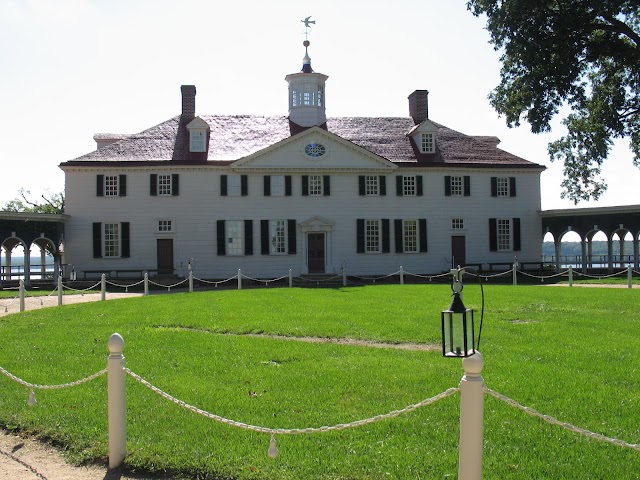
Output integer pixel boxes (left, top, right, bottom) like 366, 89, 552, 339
104, 223, 120, 258
270, 220, 287, 254
308, 175, 323, 196
451, 218, 465, 230
403, 219, 418, 253
270, 175, 285, 197
497, 219, 511, 251
157, 174, 173, 196
496, 177, 510, 197
190, 130, 207, 152
365, 175, 379, 196
365, 219, 381, 253
157, 219, 175, 233
450, 176, 463, 196
421, 133, 435, 153
226, 220, 244, 256
104, 175, 119, 197
403, 175, 417, 196
227, 175, 242, 197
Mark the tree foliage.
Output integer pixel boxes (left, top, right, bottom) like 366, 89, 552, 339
467, 0, 640, 203
3, 188, 65, 214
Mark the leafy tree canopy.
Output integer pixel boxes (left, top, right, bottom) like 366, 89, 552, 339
467, 0, 640, 203
3, 189, 65, 214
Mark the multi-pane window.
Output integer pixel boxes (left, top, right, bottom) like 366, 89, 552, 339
497, 177, 509, 197
104, 223, 120, 257
158, 220, 173, 232
227, 175, 242, 196
450, 176, 463, 196
403, 220, 418, 252
190, 130, 206, 152
271, 176, 285, 196
452, 218, 464, 229
366, 176, 379, 195
497, 219, 511, 251
309, 175, 323, 196
226, 221, 244, 255
158, 175, 172, 196
421, 133, 434, 153
403, 175, 416, 196
270, 220, 287, 254
366, 220, 381, 253
104, 176, 119, 196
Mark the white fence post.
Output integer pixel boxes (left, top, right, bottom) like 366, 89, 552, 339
238, 269, 242, 290
400, 266, 404, 285
57, 276, 63, 306
342, 267, 347, 287
289, 269, 293, 288
628, 265, 633, 289
459, 351, 485, 480
107, 333, 126, 469
512, 262, 517, 286
101, 273, 106, 301
568, 266, 573, 287
144, 273, 149, 296
19, 279, 25, 312
189, 271, 194, 293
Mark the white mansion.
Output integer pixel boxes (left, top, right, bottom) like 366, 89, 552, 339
59, 41, 545, 280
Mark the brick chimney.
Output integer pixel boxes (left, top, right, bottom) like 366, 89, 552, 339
408, 90, 429, 125
181, 85, 196, 119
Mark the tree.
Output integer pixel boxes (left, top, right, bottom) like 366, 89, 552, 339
3, 188, 65, 214
467, 0, 640, 203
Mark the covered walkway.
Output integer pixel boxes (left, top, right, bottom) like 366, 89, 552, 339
541, 205, 640, 273
0, 212, 68, 287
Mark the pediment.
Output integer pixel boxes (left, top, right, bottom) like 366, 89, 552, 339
299, 216, 334, 232
186, 117, 209, 130
231, 127, 397, 172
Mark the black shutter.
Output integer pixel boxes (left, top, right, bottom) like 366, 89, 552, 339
464, 176, 471, 196
380, 176, 386, 196
394, 219, 403, 253
382, 219, 390, 253
323, 175, 330, 196
92, 222, 102, 258
216, 220, 226, 255
445, 176, 451, 196
510, 177, 517, 197
261, 220, 270, 255
489, 218, 497, 252
513, 218, 521, 251
119, 175, 127, 196
419, 219, 428, 252
288, 219, 297, 254
356, 219, 365, 253
302, 176, 309, 196
121, 222, 130, 258
220, 175, 228, 196
396, 176, 403, 196
96, 175, 104, 197
244, 220, 253, 255
172, 174, 179, 196
417, 175, 423, 196
241, 175, 248, 196
285, 176, 292, 196
491, 177, 498, 197
359, 176, 366, 195
150, 174, 157, 196
264, 176, 271, 196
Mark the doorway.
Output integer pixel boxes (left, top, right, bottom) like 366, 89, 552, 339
157, 239, 174, 275
307, 233, 325, 273
451, 235, 466, 268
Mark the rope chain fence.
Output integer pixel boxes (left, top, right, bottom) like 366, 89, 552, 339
485, 387, 640, 451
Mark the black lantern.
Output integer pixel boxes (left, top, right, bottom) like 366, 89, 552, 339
441, 270, 475, 358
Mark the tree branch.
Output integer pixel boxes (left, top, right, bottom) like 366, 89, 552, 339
597, 14, 640, 47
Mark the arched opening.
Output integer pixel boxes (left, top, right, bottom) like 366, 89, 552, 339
558, 230, 582, 268
1, 237, 28, 282
30, 238, 56, 280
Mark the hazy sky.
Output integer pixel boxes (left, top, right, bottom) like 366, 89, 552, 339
1, 0, 637, 211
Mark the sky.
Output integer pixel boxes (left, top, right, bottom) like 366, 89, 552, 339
1, 0, 638, 212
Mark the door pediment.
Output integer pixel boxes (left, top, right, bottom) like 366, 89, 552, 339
300, 216, 334, 232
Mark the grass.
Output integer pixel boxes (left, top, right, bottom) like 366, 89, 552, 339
0, 285, 638, 479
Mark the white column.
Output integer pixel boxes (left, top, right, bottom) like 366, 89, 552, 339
458, 351, 485, 480
107, 333, 127, 469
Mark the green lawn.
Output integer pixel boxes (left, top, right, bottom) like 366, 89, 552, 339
0, 285, 638, 479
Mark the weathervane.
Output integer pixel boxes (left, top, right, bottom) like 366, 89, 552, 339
301, 16, 315, 40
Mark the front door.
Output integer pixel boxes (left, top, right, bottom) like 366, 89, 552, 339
307, 233, 325, 273
157, 239, 174, 275
451, 236, 466, 268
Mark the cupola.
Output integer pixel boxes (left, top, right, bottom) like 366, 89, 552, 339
285, 39, 328, 128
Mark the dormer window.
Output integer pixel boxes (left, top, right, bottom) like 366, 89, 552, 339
421, 133, 435, 153
186, 117, 209, 153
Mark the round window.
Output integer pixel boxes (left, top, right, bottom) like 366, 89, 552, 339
304, 143, 326, 158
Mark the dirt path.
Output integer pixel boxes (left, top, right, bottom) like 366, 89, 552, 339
0, 292, 143, 318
